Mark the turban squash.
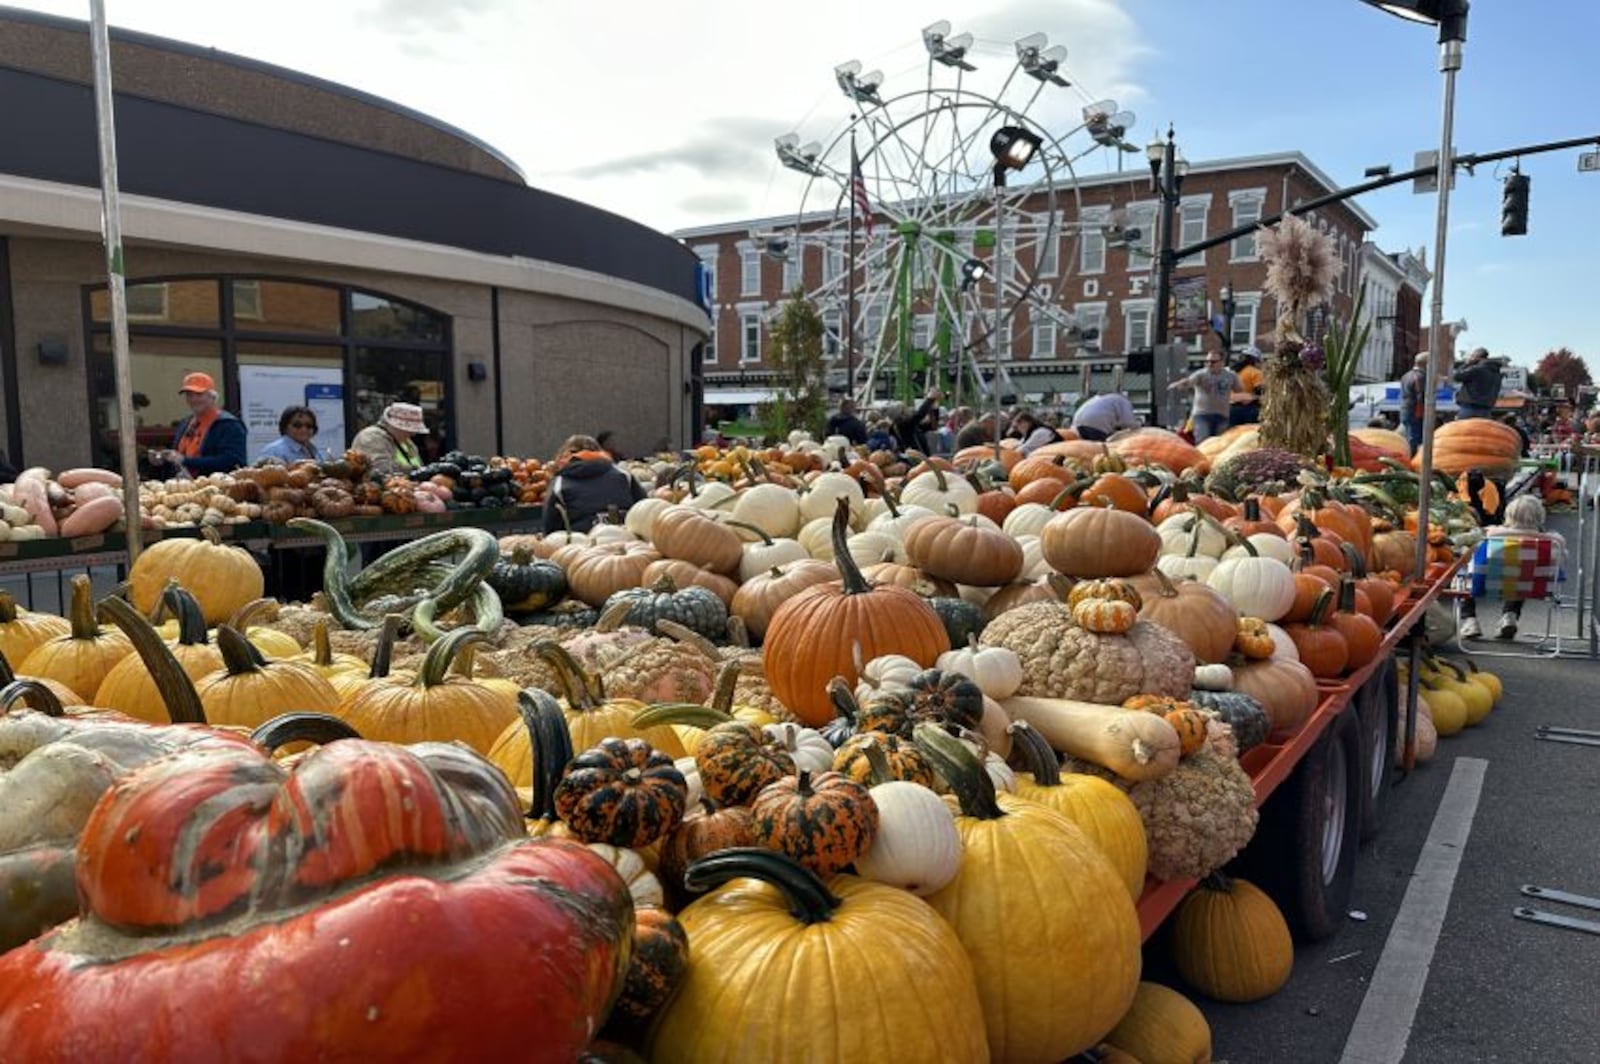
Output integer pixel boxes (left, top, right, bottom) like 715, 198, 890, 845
0, 736, 633, 1060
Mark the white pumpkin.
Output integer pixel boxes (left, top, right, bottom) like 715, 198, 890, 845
823, 434, 853, 453
738, 534, 810, 582
584, 844, 664, 908
1002, 502, 1056, 539
856, 653, 924, 702
763, 722, 834, 774
682, 480, 737, 511
675, 755, 705, 808
854, 781, 963, 895
1156, 552, 1219, 584
797, 515, 838, 559
540, 529, 592, 551
1017, 536, 1053, 581
624, 497, 672, 541
1265, 621, 1300, 662
937, 640, 1024, 700
798, 471, 866, 524
845, 530, 899, 567
1192, 662, 1234, 691
1221, 533, 1297, 565
588, 524, 637, 545
1207, 555, 1296, 621
984, 750, 1018, 794
957, 583, 997, 607
729, 483, 802, 539
899, 467, 977, 515
868, 501, 939, 542
1158, 512, 1228, 558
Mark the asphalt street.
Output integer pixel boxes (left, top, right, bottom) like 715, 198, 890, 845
1174, 511, 1600, 1064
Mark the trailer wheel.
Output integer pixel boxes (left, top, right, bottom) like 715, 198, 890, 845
1358, 656, 1398, 842
1238, 708, 1362, 942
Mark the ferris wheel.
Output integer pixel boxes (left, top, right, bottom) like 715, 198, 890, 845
768, 22, 1141, 406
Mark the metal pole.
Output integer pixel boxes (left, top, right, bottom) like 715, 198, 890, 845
1413, 40, 1462, 585
846, 129, 858, 405
1149, 131, 1177, 427
89, 0, 142, 562
992, 176, 1006, 462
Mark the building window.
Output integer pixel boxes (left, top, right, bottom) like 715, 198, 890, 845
695, 246, 719, 306
914, 314, 934, 351
703, 315, 718, 364
1177, 198, 1209, 266
1124, 302, 1153, 352
1230, 297, 1260, 351
863, 300, 885, 356
1230, 191, 1265, 261
781, 249, 801, 293
125, 282, 169, 321
1126, 203, 1157, 271
1073, 303, 1106, 353
232, 280, 263, 320
740, 312, 762, 363
822, 309, 842, 362
1080, 208, 1107, 274
1036, 212, 1060, 277
823, 243, 845, 284
740, 246, 762, 296
1031, 313, 1057, 359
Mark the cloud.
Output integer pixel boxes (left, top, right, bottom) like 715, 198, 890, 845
560, 117, 778, 180
362, 0, 506, 34
677, 191, 754, 216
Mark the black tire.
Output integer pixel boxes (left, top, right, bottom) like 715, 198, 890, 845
1358, 656, 1399, 842
1233, 708, 1362, 942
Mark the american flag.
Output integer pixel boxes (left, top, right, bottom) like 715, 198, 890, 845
850, 143, 874, 237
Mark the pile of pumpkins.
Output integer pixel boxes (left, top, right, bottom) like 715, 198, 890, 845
1395, 652, 1503, 763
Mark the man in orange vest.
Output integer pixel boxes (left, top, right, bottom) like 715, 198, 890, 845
149, 372, 247, 476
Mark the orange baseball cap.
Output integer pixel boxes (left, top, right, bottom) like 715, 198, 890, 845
178, 372, 216, 394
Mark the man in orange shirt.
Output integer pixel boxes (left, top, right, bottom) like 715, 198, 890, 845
1228, 348, 1263, 426
150, 372, 247, 476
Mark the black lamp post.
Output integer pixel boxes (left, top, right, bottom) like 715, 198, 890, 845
1219, 280, 1237, 358
1145, 125, 1187, 425
986, 124, 1042, 460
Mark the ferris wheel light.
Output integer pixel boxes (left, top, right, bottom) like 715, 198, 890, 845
835, 60, 885, 107
960, 258, 990, 291
923, 20, 978, 71
990, 125, 1042, 172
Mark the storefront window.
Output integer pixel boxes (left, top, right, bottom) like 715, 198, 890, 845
86, 276, 452, 469
87, 334, 223, 470
90, 279, 220, 328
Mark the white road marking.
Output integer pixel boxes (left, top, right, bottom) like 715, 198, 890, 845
1339, 756, 1488, 1064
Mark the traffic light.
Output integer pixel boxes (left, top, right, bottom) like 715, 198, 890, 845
1501, 171, 1530, 236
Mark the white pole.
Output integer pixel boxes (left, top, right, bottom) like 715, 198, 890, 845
88, 0, 143, 562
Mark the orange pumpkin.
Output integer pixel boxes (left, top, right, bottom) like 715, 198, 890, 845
1039, 507, 1160, 578
903, 516, 1025, 588
1072, 598, 1137, 634
1108, 427, 1211, 475
1330, 580, 1383, 671
1421, 418, 1522, 477
1078, 474, 1147, 514
1282, 590, 1348, 679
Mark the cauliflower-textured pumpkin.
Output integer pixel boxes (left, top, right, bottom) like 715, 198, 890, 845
1127, 746, 1258, 881
980, 602, 1194, 705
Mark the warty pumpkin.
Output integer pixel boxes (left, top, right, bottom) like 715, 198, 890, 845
649, 849, 987, 1063
0, 737, 633, 1060
554, 737, 688, 848
1007, 721, 1148, 899
127, 526, 264, 626
338, 628, 515, 754
1172, 873, 1294, 1003
750, 769, 878, 876
915, 724, 1142, 1062
763, 498, 950, 726
18, 576, 134, 703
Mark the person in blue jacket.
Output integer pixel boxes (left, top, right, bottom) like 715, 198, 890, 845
148, 371, 247, 476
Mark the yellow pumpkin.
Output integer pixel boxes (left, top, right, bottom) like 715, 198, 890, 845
0, 589, 70, 664
1008, 721, 1148, 899
225, 598, 305, 659
193, 625, 341, 730
128, 527, 265, 626
648, 850, 988, 1063
95, 585, 224, 722
18, 576, 134, 704
293, 619, 368, 682
1171, 874, 1293, 1003
916, 724, 1141, 1061
1104, 981, 1214, 1064
340, 628, 517, 755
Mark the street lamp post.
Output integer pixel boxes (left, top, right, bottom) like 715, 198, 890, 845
1219, 280, 1237, 358
1146, 126, 1188, 425
988, 124, 1043, 462
1359, 0, 1469, 776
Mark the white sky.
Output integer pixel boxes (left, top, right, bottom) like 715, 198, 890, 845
8, 0, 1152, 232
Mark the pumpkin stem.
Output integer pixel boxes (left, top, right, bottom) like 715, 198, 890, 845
725, 614, 751, 649
310, 618, 336, 666
826, 676, 860, 724
723, 520, 774, 547
1150, 566, 1181, 599
249, 712, 361, 753
0, 678, 65, 717
657, 619, 721, 661
0, 591, 17, 624
649, 573, 679, 594
859, 737, 895, 787
631, 701, 733, 730
368, 615, 403, 679
532, 640, 600, 711
65, 575, 99, 641
829, 496, 872, 595
1243, 497, 1263, 522
1339, 541, 1368, 577
1307, 587, 1336, 627
509, 545, 533, 567
161, 583, 210, 647
710, 660, 740, 716
215, 624, 269, 677
96, 594, 209, 724
0, 650, 15, 687
913, 722, 1004, 820
881, 490, 902, 519
1146, 480, 1172, 519
1338, 578, 1360, 616
516, 688, 573, 821
595, 599, 634, 634
1007, 721, 1063, 787
417, 627, 487, 688
683, 848, 842, 924
1201, 871, 1234, 892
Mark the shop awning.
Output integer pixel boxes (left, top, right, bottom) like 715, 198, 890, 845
703, 388, 779, 405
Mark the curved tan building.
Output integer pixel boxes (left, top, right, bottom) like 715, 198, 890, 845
0, 5, 709, 471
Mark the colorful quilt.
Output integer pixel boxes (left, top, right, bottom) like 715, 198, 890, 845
1459, 536, 1565, 600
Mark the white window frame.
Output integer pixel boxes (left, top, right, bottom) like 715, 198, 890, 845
1177, 194, 1212, 267
863, 300, 885, 356
738, 304, 764, 363
738, 243, 761, 296
822, 308, 842, 362
694, 245, 719, 307
997, 320, 1013, 362
1229, 294, 1261, 352
913, 313, 934, 352
781, 247, 801, 293
702, 312, 719, 364
126, 282, 169, 322
1031, 311, 1057, 360
1079, 207, 1108, 275
1036, 211, 1061, 277
1000, 236, 1018, 283
1126, 202, 1157, 272
823, 242, 845, 284
1123, 298, 1154, 353
1073, 302, 1106, 352
1228, 189, 1266, 262
232, 280, 263, 321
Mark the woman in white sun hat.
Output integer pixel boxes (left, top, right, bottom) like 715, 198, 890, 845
350, 402, 428, 477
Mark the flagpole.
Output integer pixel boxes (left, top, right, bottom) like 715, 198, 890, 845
845, 126, 859, 406
89, 0, 142, 562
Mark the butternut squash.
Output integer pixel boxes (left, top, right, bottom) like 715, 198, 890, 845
58, 497, 123, 537
1002, 695, 1180, 782
58, 468, 123, 489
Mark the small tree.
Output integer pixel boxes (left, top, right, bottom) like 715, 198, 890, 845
1534, 347, 1591, 398
768, 290, 829, 440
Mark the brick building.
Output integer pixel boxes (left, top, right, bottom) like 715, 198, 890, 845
679, 150, 1427, 417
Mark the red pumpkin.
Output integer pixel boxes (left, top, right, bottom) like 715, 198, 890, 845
1330, 580, 1383, 671
0, 739, 633, 1059
1283, 589, 1349, 678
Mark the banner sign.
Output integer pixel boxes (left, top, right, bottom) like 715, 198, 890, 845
1171, 277, 1209, 337
240, 364, 346, 460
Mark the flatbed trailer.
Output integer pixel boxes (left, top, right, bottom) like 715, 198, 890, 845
1136, 555, 1467, 941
